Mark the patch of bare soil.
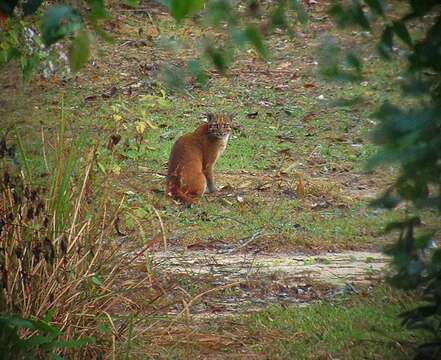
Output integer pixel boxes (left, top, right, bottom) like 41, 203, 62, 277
124, 248, 389, 318
154, 249, 387, 285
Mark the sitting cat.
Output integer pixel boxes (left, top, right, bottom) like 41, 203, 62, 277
166, 113, 233, 204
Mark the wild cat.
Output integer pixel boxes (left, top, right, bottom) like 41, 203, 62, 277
166, 113, 233, 204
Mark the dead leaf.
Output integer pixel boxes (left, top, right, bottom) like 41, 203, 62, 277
277, 134, 295, 142
0, 10, 8, 31
311, 199, 331, 209
145, 24, 160, 39
219, 184, 234, 191
102, 86, 118, 99
114, 217, 126, 236
148, 232, 163, 250
303, 113, 316, 122
85, 94, 98, 101
139, 63, 160, 74
256, 183, 271, 191
278, 148, 293, 157
107, 134, 121, 151
303, 83, 316, 89
220, 198, 233, 206
246, 111, 259, 118
238, 181, 253, 189
282, 188, 297, 199
187, 243, 207, 250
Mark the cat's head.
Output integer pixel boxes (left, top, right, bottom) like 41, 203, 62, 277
206, 113, 233, 139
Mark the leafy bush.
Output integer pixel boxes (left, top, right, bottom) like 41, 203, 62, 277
325, 1, 441, 358
0, 314, 93, 359
0, 0, 108, 78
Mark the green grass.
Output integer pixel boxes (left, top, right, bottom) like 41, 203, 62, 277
121, 184, 405, 250
241, 287, 425, 359
136, 286, 429, 359
2, 0, 437, 255
2, 3, 440, 360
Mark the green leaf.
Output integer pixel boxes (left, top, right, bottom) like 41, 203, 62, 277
92, 23, 114, 43
205, 45, 229, 73
0, 316, 34, 330
0, 0, 19, 16
431, 249, 441, 270
97, 161, 106, 173
31, 319, 61, 336
21, 53, 40, 81
392, 21, 412, 46
1, 47, 21, 64
378, 25, 393, 59
396, 176, 429, 202
353, 1, 371, 30
206, 0, 234, 26
414, 234, 433, 249
123, 0, 140, 8
161, 64, 185, 90
269, 4, 287, 30
187, 59, 208, 86
329, 1, 371, 30
87, 0, 107, 20
328, 4, 349, 28
68, 31, 90, 72
22, 335, 54, 349
134, 207, 148, 218
289, 0, 308, 23
364, 0, 385, 17
50, 337, 95, 349
243, 25, 268, 58
41, 5, 83, 46
23, 0, 44, 16
370, 192, 401, 209
163, 0, 204, 21
385, 220, 410, 233
43, 309, 56, 322
91, 274, 103, 286
346, 53, 362, 72
98, 323, 111, 334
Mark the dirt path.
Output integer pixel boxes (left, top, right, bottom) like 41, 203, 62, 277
148, 248, 389, 317
153, 249, 388, 286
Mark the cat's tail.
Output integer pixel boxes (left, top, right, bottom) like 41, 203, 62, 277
166, 177, 198, 204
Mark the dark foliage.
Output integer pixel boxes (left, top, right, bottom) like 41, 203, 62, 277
328, 1, 441, 358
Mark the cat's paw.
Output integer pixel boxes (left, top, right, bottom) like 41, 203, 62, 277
207, 184, 217, 193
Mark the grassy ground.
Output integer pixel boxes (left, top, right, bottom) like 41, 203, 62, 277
1, 2, 428, 254
1, 0, 438, 358
132, 285, 425, 359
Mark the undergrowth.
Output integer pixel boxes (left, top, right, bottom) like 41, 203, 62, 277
0, 108, 159, 358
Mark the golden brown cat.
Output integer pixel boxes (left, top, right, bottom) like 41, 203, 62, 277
166, 113, 233, 204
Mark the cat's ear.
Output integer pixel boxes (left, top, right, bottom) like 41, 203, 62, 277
228, 112, 236, 120
206, 113, 214, 122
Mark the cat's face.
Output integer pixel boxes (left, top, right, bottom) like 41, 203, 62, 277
207, 113, 233, 139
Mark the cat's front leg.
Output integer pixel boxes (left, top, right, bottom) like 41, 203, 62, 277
204, 165, 216, 193
207, 179, 216, 193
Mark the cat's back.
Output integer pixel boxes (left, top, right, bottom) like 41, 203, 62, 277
168, 123, 208, 173
170, 123, 207, 153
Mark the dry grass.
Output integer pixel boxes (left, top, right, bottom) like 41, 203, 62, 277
0, 121, 172, 357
